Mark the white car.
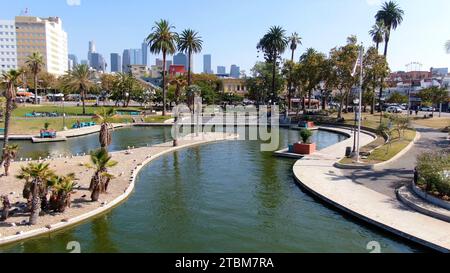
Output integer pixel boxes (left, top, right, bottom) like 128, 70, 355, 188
386, 106, 403, 113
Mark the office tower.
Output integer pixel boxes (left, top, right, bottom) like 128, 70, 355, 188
0, 20, 18, 74
130, 49, 142, 65
141, 41, 148, 66
230, 64, 240, 78
90, 52, 105, 72
68, 54, 78, 66
68, 59, 74, 71
173, 52, 187, 69
88, 40, 96, 67
14, 16, 68, 75
217, 66, 226, 75
122, 49, 131, 73
203, 54, 212, 74
156, 58, 172, 71
110, 53, 121, 73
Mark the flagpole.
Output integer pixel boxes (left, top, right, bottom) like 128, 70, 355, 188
356, 43, 364, 163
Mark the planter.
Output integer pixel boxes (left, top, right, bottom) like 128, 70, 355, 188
299, 121, 315, 129
293, 142, 316, 155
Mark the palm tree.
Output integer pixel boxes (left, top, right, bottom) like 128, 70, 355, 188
94, 108, 116, 149
16, 163, 55, 225
257, 26, 289, 104
170, 77, 188, 147
147, 19, 178, 116
178, 29, 203, 86
88, 148, 118, 202
25, 52, 45, 104
1, 195, 11, 221
48, 173, 77, 213
63, 64, 93, 115
287, 33, 302, 111
369, 21, 385, 51
1, 69, 23, 166
375, 1, 404, 58
3, 144, 19, 176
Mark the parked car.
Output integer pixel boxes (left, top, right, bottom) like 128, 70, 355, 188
420, 106, 436, 112
386, 106, 403, 113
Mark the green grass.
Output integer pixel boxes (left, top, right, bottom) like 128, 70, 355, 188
12, 105, 144, 117
413, 117, 450, 130
367, 129, 416, 163
143, 116, 172, 123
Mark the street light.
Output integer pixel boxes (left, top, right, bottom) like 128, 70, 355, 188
352, 98, 360, 154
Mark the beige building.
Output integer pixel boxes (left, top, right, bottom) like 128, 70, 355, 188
15, 16, 68, 76
130, 64, 151, 78
221, 78, 248, 95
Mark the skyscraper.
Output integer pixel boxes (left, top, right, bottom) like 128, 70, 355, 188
110, 53, 121, 73
217, 66, 226, 75
122, 49, 131, 73
230, 65, 240, 78
173, 53, 187, 69
156, 58, 172, 70
90, 52, 105, 72
68, 54, 78, 66
130, 49, 142, 65
141, 41, 148, 66
203, 54, 212, 74
88, 40, 96, 67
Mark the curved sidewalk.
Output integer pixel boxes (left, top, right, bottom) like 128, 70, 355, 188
293, 126, 450, 253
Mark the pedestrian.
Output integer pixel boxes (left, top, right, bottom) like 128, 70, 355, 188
414, 167, 419, 185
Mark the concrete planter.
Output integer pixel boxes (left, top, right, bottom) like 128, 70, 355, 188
412, 181, 450, 211
293, 143, 316, 155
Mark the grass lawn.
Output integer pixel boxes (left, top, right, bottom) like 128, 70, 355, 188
143, 116, 172, 123
412, 117, 450, 130
12, 104, 144, 117
339, 112, 388, 130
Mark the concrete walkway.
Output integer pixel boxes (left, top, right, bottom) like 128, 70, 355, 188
293, 126, 450, 252
0, 132, 237, 246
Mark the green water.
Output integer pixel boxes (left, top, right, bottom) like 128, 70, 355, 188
0, 127, 421, 253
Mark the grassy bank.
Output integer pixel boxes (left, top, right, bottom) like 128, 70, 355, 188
12, 105, 144, 117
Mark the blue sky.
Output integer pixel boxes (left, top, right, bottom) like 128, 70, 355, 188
1, 0, 450, 73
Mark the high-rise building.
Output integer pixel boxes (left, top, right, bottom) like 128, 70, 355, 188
230, 64, 240, 78
110, 53, 121, 73
203, 54, 212, 74
130, 49, 142, 65
156, 58, 172, 71
90, 52, 105, 72
68, 54, 78, 66
14, 16, 68, 76
122, 49, 131, 73
217, 66, 226, 75
0, 20, 18, 74
141, 41, 148, 66
88, 40, 96, 67
173, 52, 187, 69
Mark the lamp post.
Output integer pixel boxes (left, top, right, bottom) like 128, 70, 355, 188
355, 43, 364, 163
352, 98, 360, 154
62, 97, 67, 131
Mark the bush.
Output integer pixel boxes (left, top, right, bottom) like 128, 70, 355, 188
300, 129, 313, 144
416, 151, 450, 196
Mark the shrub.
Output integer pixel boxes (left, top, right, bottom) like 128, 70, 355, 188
300, 129, 313, 144
416, 151, 450, 195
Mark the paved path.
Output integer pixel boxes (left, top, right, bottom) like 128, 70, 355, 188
342, 126, 449, 198
293, 126, 450, 252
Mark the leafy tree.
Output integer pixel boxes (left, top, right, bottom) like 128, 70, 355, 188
246, 62, 284, 104
297, 48, 327, 109
386, 92, 408, 104
418, 87, 449, 116
257, 26, 288, 104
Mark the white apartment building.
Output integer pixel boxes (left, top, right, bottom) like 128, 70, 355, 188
0, 20, 18, 74
0, 16, 68, 76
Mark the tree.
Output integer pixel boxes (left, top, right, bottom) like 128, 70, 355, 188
362, 47, 390, 114
177, 29, 203, 86
25, 52, 45, 104
257, 26, 288, 104
3, 144, 19, 176
63, 64, 94, 115
1, 69, 23, 167
88, 148, 118, 202
170, 77, 188, 147
386, 92, 408, 104
185, 85, 201, 111
246, 62, 284, 104
375, 1, 404, 58
147, 19, 178, 116
94, 108, 116, 149
369, 21, 385, 51
297, 48, 327, 109
287, 33, 302, 111
1, 195, 11, 221
48, 173, 77, 213
418, 87, 449, 117
16, 163, 55, 225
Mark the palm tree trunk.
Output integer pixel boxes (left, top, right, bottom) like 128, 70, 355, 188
308, 90, 312, 110
4, 160, 10, 177
81, 88, 86, 115
34, 74, 38, 105
379, 32, 390, 123
1, 97, 12, 167
288, 49, 295, 112
29, 183, 41, 225
188, 49, 192, 86
271, 57, 277, 105
162, 51, 167, 116
371, 90, 376, 115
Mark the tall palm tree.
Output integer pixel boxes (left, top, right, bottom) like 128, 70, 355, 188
170, 77, 188, 147
3, 144, 19, 176
257, 26, 289, 104
147, 19, 178, 116
94, 108, 116, 149
16, 163, 55, 225
25, 52, 44, 104
88, 148, 118, 202
369, 21, 386, 51
48, 173, 77, 213
1, 69, 23, 166
178, 29, 203, 86
63, 64, 93, 115
375, 1, 404, 58
287, 33, 302, 111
